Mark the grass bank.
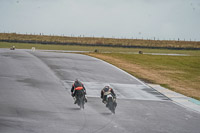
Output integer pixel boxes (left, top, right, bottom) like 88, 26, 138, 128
86, 53, 200, 100
1, 33, 200, 49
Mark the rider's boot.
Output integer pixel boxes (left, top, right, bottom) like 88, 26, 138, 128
73, 97, 77, 104
103, 100, 107, 104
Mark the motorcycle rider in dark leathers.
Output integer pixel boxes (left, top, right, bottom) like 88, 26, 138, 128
101, 86, 116, 105
71, 79, 87, 104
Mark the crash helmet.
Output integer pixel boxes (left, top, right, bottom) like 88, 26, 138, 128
104, 86, 109, 92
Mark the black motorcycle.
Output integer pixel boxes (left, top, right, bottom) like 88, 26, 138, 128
75, 92, 86, 109
106, 94, 117, 114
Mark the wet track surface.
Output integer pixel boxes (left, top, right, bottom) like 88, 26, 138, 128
0, 49, 200, 133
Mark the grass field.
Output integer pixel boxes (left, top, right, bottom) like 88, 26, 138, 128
86, 53, 200, 100
0, 41, 200, 100
1, 33, 200, 49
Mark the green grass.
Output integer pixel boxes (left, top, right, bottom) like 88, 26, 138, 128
1, 42, 200, 56
106, 53, 200, 81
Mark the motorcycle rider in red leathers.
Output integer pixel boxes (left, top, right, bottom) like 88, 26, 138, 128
71, 79, 87, 104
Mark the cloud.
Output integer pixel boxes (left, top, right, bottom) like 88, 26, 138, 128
0, 0, 199, 40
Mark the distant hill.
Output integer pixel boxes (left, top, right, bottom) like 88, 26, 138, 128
0, 33, 199, 50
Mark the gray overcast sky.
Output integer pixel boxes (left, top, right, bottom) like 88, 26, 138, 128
0, 0, 200, 41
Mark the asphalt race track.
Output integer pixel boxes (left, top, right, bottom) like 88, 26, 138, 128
0, 48, 200, 133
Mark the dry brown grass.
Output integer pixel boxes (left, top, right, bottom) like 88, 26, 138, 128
0, 33, 200, 49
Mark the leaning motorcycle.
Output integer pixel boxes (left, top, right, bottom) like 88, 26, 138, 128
106, 94, 117, 114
